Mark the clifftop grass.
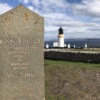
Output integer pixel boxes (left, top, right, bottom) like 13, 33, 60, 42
45, 60, 100, 100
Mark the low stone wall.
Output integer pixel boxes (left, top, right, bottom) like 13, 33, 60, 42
44, 51, 100, 63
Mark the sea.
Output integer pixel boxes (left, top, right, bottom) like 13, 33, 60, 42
44, 38, 100, 48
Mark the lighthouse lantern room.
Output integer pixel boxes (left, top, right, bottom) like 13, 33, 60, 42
58, 27, 64, 48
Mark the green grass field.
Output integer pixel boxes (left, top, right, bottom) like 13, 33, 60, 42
44, 60, 100, 100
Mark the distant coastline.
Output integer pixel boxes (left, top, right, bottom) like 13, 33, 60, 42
45, 38, 100, 48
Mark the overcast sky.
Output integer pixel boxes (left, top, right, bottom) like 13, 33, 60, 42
0, 0, 100, 40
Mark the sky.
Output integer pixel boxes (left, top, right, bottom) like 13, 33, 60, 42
0, 0, 100, 41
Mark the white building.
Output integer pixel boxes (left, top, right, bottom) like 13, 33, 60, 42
64, 44, 67, 47
53, 42, 58, 47
58, 27, 64, 48
46, 44, 49, 48
73, 45, 76, 48
67, 44, 71, 49
84, 43, 88, 48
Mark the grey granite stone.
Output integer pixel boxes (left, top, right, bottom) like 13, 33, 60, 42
0, 5, 45, 100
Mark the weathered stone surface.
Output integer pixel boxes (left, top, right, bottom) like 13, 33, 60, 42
0, 5, 45, 100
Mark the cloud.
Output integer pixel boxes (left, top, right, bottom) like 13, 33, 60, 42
46, 0, 67, 8
45, 15, 100, 39
19, 0, 68, 8
44, 13, 67, 19
31, 0, 40, 7
73, 0, 100, 17
0, 3, 12, 14
1, 0, 100, 40
45, 32, 58, 41
28, 6, 34, 10
19, 0, 69, 13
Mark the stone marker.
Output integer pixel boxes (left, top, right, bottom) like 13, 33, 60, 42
0, 5, 45, 100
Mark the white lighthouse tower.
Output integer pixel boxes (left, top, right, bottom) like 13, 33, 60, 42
58, 27, 64, 48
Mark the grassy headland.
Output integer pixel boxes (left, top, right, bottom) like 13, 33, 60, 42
45, 60, 100, 100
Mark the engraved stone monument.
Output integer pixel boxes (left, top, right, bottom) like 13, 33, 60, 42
0, 5, 45, 100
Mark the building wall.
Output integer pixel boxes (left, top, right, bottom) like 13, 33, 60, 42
44, 51, 100, 63
58, 37, 64, 47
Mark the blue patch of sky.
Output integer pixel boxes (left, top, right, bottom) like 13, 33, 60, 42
50, 5, 64, 13
92, 19, 100, 23
0, 0, 21, 7
74, 16, 93, 22
38, 3, 43, 11
65, 10, 74, 17
25, 3, 33, 8
66, 0, 82, 3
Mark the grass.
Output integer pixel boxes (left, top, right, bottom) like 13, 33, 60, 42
45, 60, 100, 70
44, 60, 100, 100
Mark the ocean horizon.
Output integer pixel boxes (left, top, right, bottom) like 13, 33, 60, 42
45, 38, 100, 48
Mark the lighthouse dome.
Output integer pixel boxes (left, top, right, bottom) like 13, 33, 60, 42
59, 27, 63, 34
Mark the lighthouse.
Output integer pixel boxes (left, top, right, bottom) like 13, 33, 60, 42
58, 27, 64, 47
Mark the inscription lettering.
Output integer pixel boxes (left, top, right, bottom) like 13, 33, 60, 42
11, 63, 29, 66
7, 72, 35, 78
0, 38, 41, 44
